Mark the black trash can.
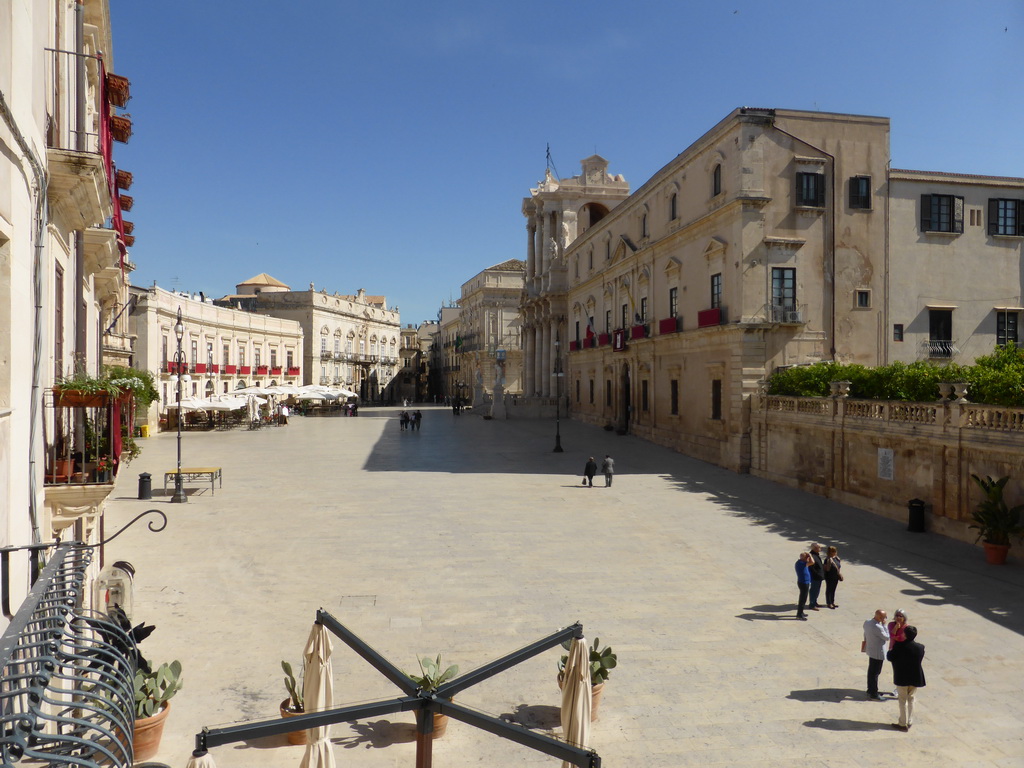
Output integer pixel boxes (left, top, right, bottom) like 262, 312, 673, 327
138, 472, 152, 500
907, 498, 926, 533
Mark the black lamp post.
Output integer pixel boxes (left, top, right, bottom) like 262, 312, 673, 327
170, 307, 188, 503
553, 330, 564, 452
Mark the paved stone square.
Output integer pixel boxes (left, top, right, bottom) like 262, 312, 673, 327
104, 407, 1024, 767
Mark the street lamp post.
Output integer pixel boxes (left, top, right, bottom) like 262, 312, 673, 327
553, 330, 564, 453
170, 307, 188, 503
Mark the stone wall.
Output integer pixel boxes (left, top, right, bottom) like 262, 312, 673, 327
750, 394, 1024, 545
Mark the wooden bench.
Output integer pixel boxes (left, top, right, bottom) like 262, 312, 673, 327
164, 467, 222, 496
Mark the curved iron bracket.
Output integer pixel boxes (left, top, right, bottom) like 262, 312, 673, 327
87, 509, 168, 548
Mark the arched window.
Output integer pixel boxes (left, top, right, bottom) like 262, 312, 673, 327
713, 164, 722, 196
641, 213, 648, 238
670, 192, 678, 220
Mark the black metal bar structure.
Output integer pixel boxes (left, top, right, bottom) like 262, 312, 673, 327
195, 612, 601, 767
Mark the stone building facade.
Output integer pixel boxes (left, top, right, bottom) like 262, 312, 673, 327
217, 275, 401, 400
456, 259, 526, 401
131, 285, 304, 427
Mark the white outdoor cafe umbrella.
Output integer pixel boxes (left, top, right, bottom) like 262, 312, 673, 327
560, 635, 591, 768
299, 621, 335, 768
184, 748, 217, 768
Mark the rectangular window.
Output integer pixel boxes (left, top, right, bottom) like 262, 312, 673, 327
772, 268, 796, 309
921, 194, 964, 233
191, 340, 198, 367
669, 287, 678, 317
222, 343, 230, 366
287, 351, 294, 368
606, 380, 612, 407
621, 304, 628, 330
849, 176, 871, 209
254, 349, 261, 368
796, 172, 825, 207
856, 290, 871, 308
928, 309, 953, 358
605, 310, 611, 333
238, 345, 245, 366
639, 297, 648, 323
575, 321, 580, 344
997, 311, 1019, 346
670, 193, 678, 220
270, 349, 278, 368
711, 273, 722, 309
988, 199, 1023, 236
670, 380, 679, 415
320, 337, 327, 354
54, 264, 64, 376
893, 324, 904, 342
162, 336, 168, 367
589, 379, 594, 404
711, 379, 722, 420
641, 380, 649, 411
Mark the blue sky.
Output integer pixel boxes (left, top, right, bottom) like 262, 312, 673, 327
111, 0, 1023, 326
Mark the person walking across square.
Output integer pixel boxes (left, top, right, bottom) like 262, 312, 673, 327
601, 454, 615, 487
583, 457, 597, 487
862, 609, 890, 700
887, 625, 926, 731
794, 553, 812, 620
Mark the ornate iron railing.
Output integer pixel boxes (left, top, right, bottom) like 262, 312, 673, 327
0, 543, 137, 767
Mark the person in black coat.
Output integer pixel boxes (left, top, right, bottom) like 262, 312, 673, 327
886, 625, 926, 731
583, 457, 597, 487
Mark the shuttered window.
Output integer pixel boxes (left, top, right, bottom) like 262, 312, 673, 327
849, 176, 871, 209
920, 194, 964, 233
796, 172, 825, 207
988, 199, 1023, 236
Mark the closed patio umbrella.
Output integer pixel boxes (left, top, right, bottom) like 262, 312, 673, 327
560, 636, 591, 768
185, 749, 217, 768
299, 621, 335, 768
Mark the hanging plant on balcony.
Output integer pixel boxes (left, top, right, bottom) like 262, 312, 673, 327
105, 73, 131, 107
119, 194, 134, 211
115, 169, 133, 190
53, 371, 122, 408
110, 114, 133, 143
122, 220, 134, 235
123, 234, 135, 248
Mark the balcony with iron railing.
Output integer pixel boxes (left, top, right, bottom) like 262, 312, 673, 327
921, 339, 960, 359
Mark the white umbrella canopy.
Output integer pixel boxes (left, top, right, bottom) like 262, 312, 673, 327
333, 387, 359, 398
295, 392, 330, 402
166, 398, 212, 412
298, 622, 336, 768
560, 636, 591, 767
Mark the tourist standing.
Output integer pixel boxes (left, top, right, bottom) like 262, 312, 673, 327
413, 410, 422, 431
808, 543, 825, 610
794, 553, 811, 620
601, 454, 615, 487
887, 625, 926, 731
279, 403, 289, 425
862, 609, 890, 700
399, 411, 409, 431
583, 457, 597, 487
823, 545, 843, 608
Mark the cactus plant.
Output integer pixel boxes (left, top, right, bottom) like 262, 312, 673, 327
281, 659, 304, 711
134, 659, 183, 718
557, 637, 617, 686
405, 654, 459, 690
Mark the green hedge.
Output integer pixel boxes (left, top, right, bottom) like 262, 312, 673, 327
767, 345, 1024, 407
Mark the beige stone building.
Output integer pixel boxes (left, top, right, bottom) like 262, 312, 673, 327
217, 275, 401, 400
455, 259, 526, 402
523, 107, 1021, 472
131, 285, 304, 427
437, 305, 464, 399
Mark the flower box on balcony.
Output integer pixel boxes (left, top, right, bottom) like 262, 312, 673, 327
52, 388, 109, 409
256, 366, 269, 374
598, 333, 610, 347
569, 341, 579, 352
118, 194, 134, 211
697, 308, 722, 328
115, 169, 134, 190
165, 361, 186, 374
630, 324, 648, 340
224, 365, 237, 374
122, 234, 135, 248
287, 367, 301, 376
105, 73, 131, 107
239, 366, 251, 374
210, 364, 220, 373
195, 363, 207, 374
110, 115, 133, 143
659, 317, 680, 335
122, 220, 134, 235
271, 367, 282, 375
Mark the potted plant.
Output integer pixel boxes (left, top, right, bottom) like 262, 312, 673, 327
557, 638, 617, 721
133, 659, 183, 762
94, 455, 113, 483
404, 654, 459, 739
280, 660, 307, 745
969, 474, 1024, 564
53, 370, 122, 408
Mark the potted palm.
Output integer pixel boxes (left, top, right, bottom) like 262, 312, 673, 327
280, 660, 307, 745
557, 638, 617, 721
133, 660, 183, 762
970, 474, 1024, 564
404, 654, 459, 739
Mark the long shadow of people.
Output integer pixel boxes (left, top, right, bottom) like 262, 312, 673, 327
788, 688, 865, 703
804, 718, 892, 732
736, 603, 800, 621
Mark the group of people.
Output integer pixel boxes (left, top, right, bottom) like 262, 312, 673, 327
398, 410, 422, 431
794, 543, 927, 731
863, 608, 927, 731
794, 542, 843, 617
582, 455, 615, 487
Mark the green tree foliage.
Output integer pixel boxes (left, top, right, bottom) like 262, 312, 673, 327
767, 345, 1024, 406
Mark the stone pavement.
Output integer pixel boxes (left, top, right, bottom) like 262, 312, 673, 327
103, 406, 1024, 768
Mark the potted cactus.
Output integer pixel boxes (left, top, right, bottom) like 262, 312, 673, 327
557, 638, 617, 721
132, 659, 183, 762
404, 654, 459, 739
279, 660, 307, 745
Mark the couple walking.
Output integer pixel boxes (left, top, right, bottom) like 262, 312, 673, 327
583, 455, 615, 487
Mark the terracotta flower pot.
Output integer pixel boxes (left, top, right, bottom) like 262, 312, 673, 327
983, 542, 1011, 565
557, 674, 605, 722
133, 701, 170, 763
431, 710, 449, 739
52, 388, 108, 408
280, 699, 308, 745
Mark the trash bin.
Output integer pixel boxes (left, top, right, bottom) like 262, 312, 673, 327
907, 498, 926, 533
139, 424, 150, 438
138, 472, 152, 500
